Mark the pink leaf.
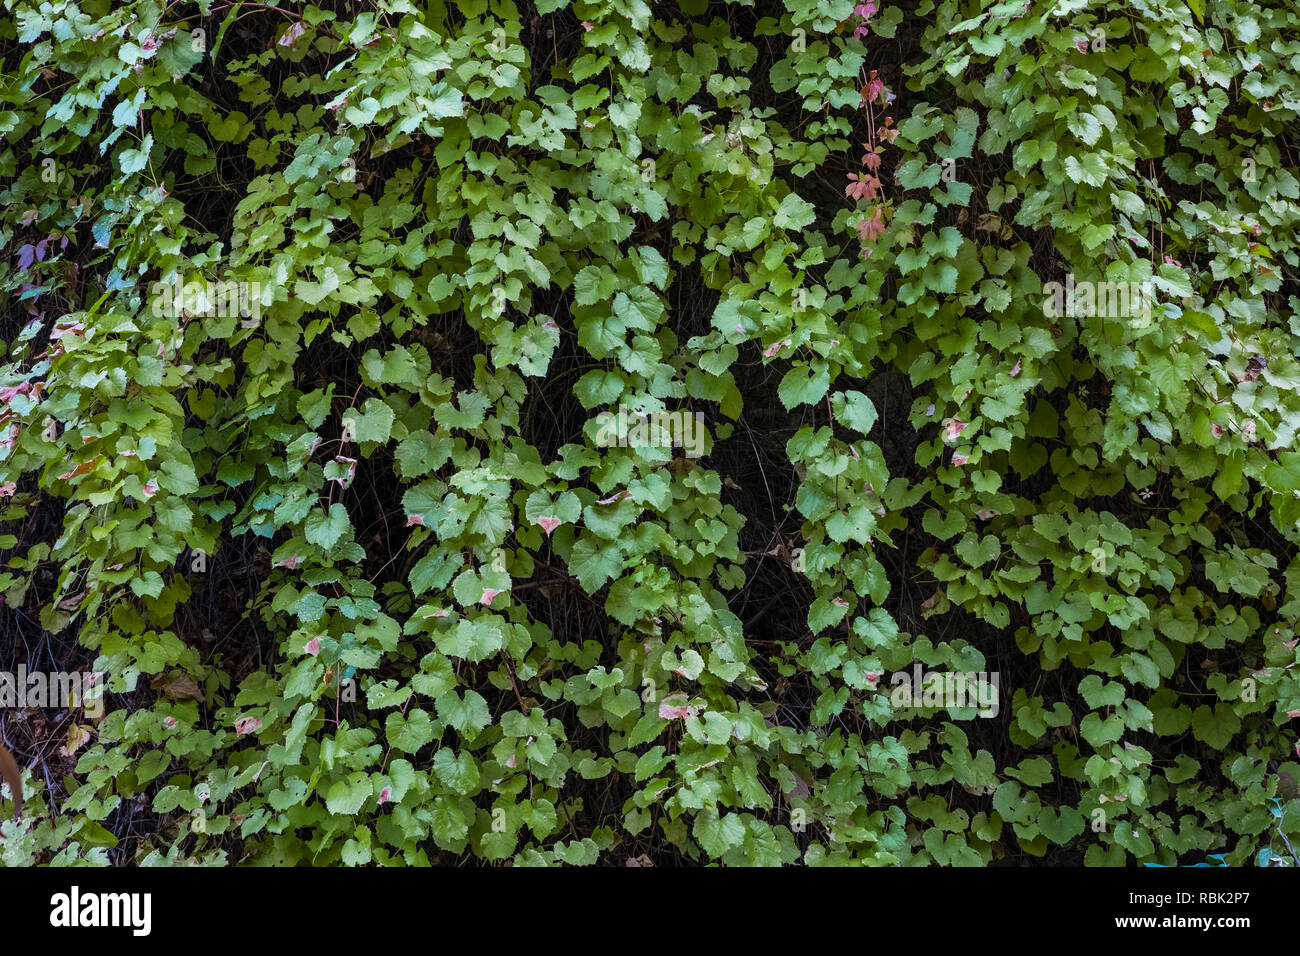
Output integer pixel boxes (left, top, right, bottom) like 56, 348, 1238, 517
51, 320, 84, 341
480, 588, 503, 606
0, 383, 30, 403
57, 457, 100, 482
140, 31, 162, 53
856, 207, 886, 243
951, 453, 969, 467
536, 516, 562, 536
305, 637, 321, 657
278, 21, 306, 46
406, 514, 424, 526
330, 455, 357, 487
845, 173, 881, 201
658, 694, 699, 720
942, 417, 968, 441
234, 716, 262, 736
378, 786, 392, 805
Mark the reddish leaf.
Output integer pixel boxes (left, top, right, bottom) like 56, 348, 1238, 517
57, 456, 101, 482
234, 717, 262, 736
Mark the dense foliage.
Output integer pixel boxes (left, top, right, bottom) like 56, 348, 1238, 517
0, 0, 1298, 866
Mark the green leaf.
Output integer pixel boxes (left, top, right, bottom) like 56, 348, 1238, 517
305, 503, 351, 550
437, 617, 505, 663
833, 390, 878, 434
1063, 152, 1107, 187
1190, 705, 1240, 749
326, 772, 373, 815
343, 398, 395, 443
692, 809, 745, 857
118, 134, 153, 175
439, 690, 492, 736
777, 363, 831, 409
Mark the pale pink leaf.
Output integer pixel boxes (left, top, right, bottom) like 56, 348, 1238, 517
942, 417, 968, 441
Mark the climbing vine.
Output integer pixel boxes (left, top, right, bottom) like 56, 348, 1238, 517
0, 0, 1297, 867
